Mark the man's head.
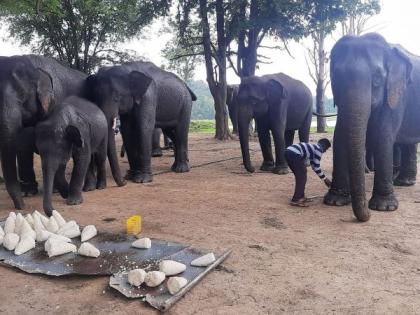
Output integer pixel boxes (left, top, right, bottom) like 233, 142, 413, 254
318, 138, 331, 152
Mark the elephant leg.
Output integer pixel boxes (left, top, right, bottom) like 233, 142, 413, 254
54, 164, 69, 199
324, 122, 351, 206
172, 107, 191, 173
392, 143, 401, 179
272, 125, 288, 175
67, 149, 90, 206
95, 145, 107, 189
120, 114, 141, 181
163, 134, 174, 150
394, 143, 417, 186
152, 128, 163, 157
256, 116, 275, 171
285, 130, 295, 148
16, 127, 38, 196
369, 125, 398, 211
83, 157, 97, 192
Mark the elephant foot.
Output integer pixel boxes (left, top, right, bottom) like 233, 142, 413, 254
83, 182, 97, 192
272, 166, 289, 175
172, 161, 190, 173
96, 180, 107, 190
20, 181, 38, 197
260, 161, 275, 172
124, 169, 139, 181
369, 193, 398, 211
152, 148, 163, 157
58, 186, 69, 199
323, 188, 351, 206
132, 172, 153, 183
116, 179, 127, 187
393, 176, 416, 187
67, 193, 83, 206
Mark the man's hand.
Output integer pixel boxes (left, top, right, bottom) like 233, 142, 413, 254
324, 178, 332, 188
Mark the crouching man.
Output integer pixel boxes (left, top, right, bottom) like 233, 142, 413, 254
285, 138, 332, 207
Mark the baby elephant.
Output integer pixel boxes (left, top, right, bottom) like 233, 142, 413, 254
35, 96, 109, 216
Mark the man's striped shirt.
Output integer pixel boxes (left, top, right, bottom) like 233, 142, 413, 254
286, 143, 326, 180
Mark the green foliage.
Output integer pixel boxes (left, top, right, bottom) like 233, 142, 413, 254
0, 0, 171, 73
188, 80, 215, 120
189, 120, 215, 133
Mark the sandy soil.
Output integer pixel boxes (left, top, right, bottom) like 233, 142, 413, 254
1, 133, 420, 314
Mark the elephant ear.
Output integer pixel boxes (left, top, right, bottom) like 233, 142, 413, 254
36, 68, 54, 114
129, 71, 153, 105
265, 79, 287, 105
65, 125, 84, 148
386, 47, 412, 109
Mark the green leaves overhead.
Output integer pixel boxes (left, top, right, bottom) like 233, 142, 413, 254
0, 0, 171, 73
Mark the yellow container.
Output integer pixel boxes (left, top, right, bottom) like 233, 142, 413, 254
126, 215, 142, 235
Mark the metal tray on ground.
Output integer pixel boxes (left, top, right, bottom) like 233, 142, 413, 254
0, 220, 188, 276
109, 248, 231, 312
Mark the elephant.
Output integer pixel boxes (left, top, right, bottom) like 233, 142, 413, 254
35, 96, 110, 215
227, 84, 239, 134
323, 33, 420, 222
0, 55, 88, 209
87, 61, 196, 183
227, 84, 256, 135
237, 73, 313, 174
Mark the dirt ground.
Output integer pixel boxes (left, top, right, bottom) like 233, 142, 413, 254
1, 133, 420, 314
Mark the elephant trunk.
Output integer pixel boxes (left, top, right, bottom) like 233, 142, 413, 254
107, 125, 125, 186
238, 106, 254, 172
341, 86, 372, 222
41, 156, 58, 216
0, 104, 24, 209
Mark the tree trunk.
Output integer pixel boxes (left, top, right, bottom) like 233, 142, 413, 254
199, 0, 230, 141
316, 27, 327, 133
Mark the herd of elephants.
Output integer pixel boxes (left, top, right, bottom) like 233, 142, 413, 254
0, 32, 420, 222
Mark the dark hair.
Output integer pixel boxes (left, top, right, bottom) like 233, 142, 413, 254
318, 138, 331, 151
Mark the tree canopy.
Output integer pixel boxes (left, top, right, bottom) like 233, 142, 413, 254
0, 0, 171, 73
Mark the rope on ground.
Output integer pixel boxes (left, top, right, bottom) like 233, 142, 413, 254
153, 155, 246, 176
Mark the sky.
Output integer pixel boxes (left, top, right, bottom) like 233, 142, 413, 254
1, 0, 419, 95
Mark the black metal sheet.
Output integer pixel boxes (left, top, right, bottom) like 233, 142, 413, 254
0, 220, 188, 276
109, 248, 232, 312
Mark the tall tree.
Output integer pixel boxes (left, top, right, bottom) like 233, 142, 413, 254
0, 0, 171, 73
305, 0, 380, 132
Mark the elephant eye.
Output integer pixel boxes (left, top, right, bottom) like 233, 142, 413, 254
112, 93, 121, 102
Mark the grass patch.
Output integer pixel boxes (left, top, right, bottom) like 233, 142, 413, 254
189, 120, 216, 133
310, 126, 335, 134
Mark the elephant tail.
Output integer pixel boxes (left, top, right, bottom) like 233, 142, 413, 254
312, 111, 337, 117
186, 86, 197, 101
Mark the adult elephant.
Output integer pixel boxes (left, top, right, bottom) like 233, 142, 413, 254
87, 61, 196, 183
227, 84, 239, 134
237, 73, 313, 174
0, 55, 88, 209
324, 33, 420, 222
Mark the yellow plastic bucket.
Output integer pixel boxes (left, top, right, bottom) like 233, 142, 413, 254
126, 215, 142, 235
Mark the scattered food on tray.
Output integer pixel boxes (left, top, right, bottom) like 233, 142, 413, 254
167, 276, 188, 295
132, 237, 151, 249
159, 260, 186, 276
14, 235, 35, 255
191, 252, 216, 267
145, 271, 166, 287
78, 242, 100, 258
127, 269, 147, 286
47, 239, 77, 257
3, 233, 19, 250
81, 225, 97, 242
